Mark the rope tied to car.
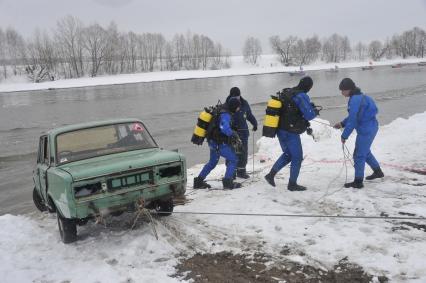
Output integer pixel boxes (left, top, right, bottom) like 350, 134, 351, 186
154, 210, 426, 221
132, 198, 159, 240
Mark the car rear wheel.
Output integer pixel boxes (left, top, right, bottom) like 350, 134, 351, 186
32, 188, 47, 212
57, 213, 77, 244
155, 198, 174, 217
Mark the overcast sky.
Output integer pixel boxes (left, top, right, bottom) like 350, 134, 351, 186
0, 0, 425, 54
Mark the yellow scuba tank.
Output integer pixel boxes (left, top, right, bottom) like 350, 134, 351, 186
262, 95, 282, 138
191, 108, 213, 145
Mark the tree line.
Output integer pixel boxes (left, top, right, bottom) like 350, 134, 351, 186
0, 17, 425, 83
243, 26, 425, 66
0, 15, 231, 82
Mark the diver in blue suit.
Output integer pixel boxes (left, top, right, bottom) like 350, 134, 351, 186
225, 87, 258, 179
194, 97, 242, 190
264, 76, 318, 191
334, 78, 384, 189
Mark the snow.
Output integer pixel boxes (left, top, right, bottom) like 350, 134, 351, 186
0, 55, 425, 93
1, 112, 426, 282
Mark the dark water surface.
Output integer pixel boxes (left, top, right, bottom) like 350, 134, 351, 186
1, 65, 425, 215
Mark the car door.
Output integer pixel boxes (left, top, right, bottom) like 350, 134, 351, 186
36, 135, 50, 202
33, 136, 43, 194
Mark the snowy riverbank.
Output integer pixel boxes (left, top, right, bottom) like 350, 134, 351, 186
1, 112, 425, 282
0, 55, 425, 93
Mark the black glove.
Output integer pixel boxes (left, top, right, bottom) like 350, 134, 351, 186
231, 131, 239, 139
306, 127, 313, 136
230, 132, 243, 153
252, 125, 258, 132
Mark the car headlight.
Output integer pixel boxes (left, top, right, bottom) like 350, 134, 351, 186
74, 182, 102, 197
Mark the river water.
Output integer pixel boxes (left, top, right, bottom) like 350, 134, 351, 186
1, 65, 425, 215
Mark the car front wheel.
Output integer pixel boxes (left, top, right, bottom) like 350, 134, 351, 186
57, 213, 77, 243
32, 188, 47, 212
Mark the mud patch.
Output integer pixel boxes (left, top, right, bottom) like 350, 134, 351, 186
398, 222, 426, 232
174, 252, 385, 283
398, 212, 416, 217
408, 169, 426, 175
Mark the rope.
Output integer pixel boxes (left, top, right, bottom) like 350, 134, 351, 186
252, 130, 255, 181
315, 145, 348, 202
131, 199, 159, 239
155, 210, 426, 221
307, 119, 354, 201
311, 119, 333, 127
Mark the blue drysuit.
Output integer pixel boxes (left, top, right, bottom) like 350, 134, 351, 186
198, 112, 238, 179
225, 96, 258, 171
341, 92, 380, 179
271, 92, 317, 183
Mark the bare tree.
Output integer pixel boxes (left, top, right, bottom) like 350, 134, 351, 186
191, 34, 201, 69
243, 36, 262, 65
156, 34, 166, 71
391, 34, 404, 58
0, 16, 234, 79
200, 35, 213, 70
269, 35, 297, 65
418, 28, 426, 58
82, 23, 108, 77
0, 28, 7, 79
291, 36, 321, 66
322, 34, 343, 62
173, 34, 186, 69
341, 36, 351, 61
103, 21, 120, 74
164, 42, 175, 70
291, 39, 306, 66
354, 42, 367, 60
117, 32, 129, 73
223, 49, 232, 68
5, 27, 26, 75
382, 38, 394, 59
211, 42, 224, 69
127, 31, 138, 72
184, 31, 194, 69
368, 40, 384, 60
304, 35, 321, 64
25, 30, 58, 82
390, 27, 426, 59
55, 15, 85, 78
414, 27, 426, 58
412, 27, 425, 57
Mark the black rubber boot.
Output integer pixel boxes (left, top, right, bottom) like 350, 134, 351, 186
222, 178, 242, 189
264, 169, 277, 187
237, 169, 250, 179
193, 176, 211, 189
287, 181, 307, 191
366, 168, 384, 180
344, 178, 364, 189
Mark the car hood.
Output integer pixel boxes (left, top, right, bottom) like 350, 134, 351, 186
58, 148, 182, 181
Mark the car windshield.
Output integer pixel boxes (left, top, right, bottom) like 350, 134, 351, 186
56, 122, 157, 164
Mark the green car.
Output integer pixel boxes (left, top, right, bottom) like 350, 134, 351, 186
32, 119, 186, 243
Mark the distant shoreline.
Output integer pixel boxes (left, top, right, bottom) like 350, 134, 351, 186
0, 56, 424, 94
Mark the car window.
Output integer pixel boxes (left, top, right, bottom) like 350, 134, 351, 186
37, 136, 49, 164
56, 122, 157, 164
37, 137, 44, 164
43, 136, 49, 164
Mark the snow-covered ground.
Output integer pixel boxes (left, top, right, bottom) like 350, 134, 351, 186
0, 55, 425, 93
1, 112, 425, 282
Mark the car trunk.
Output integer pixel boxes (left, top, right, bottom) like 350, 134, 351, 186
58, 148, 181, 182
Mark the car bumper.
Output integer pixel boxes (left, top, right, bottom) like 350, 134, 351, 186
74, 180, 185, 218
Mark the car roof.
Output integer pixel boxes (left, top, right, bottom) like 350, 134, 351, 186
47, 118, 143, 137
